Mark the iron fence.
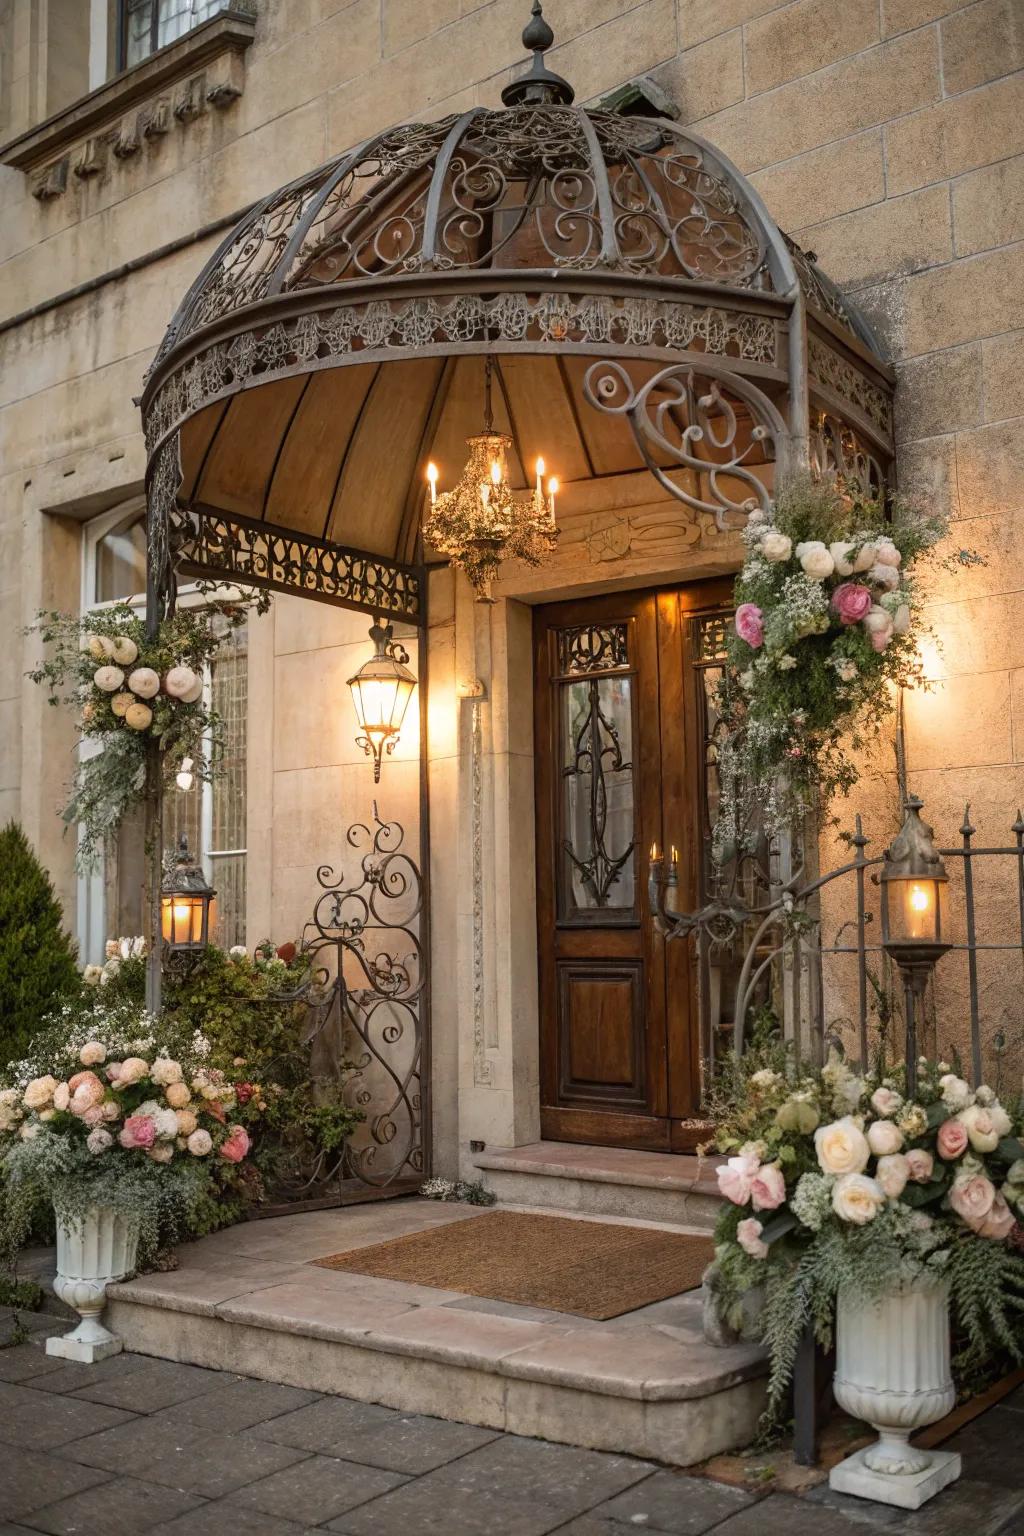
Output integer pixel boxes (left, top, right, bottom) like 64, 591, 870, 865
652, 803, 1024, 1091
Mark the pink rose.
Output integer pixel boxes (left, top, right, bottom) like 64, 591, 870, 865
737, 1217, 768, 1259
949, 1173, 995, 1223
717, 1153, 760, 1206
735, 603, 764, 649
119, 1114, 156, 1150
969, 1191, 1015, 1241
905, 1149, 934, 1183
219, 1124, 251, 1164
67, 1071, 105, 1115
831, 583, 872, 626
81, 1105, 106, 1127
750, 1163, 786, 1212
937, 1119, 969, 1160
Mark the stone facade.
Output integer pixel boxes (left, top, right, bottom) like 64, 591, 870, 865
1, 0, 1022, 1170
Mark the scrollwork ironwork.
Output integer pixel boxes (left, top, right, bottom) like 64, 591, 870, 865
583, 359, 782, 529
289, 805, 424, 1189
810, 409, 886, 495
558, 623, 629, 674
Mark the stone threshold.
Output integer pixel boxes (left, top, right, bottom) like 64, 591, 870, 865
104, 1199, 765, 1467
475, 1141, 723, 1193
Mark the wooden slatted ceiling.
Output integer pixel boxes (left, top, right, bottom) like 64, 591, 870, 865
174, 353, 779, 564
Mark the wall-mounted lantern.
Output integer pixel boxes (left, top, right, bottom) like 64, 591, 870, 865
880, 794, 950, 1091
347, 618, 417, 782
160, 834, 216, 955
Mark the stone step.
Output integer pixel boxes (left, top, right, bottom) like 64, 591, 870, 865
105, 1199, 765, 1468
473, 1141, 725, 1231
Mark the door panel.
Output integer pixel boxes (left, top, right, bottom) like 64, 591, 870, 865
534, 581, 732, 1152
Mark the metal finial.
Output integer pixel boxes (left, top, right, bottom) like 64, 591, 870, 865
523, 0, 554, 52
502, 0, 575, 106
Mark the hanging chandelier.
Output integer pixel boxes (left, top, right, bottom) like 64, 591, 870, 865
424, 357, 559, 603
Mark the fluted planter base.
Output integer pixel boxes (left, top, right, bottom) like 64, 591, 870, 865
46, 1206, 140, 1363
829, 1279, 960, 1509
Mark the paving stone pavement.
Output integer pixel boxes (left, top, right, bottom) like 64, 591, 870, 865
0, 1312, 1021, 1536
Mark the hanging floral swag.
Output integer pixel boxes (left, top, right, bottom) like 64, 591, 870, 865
28, 598, 266, 870
714, 478, 979, 860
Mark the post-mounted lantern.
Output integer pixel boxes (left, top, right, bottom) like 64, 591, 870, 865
347, 618, 417, 782
160, 834, 216, 954
880, 794, 950, 1090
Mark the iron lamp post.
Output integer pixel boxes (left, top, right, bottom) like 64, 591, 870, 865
160, 834, 216, 960
347, 618, 417, 782
880, 794, 950, 1093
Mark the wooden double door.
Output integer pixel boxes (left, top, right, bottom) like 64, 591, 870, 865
534, 582, 731, 1152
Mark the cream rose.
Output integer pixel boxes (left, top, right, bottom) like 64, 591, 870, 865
165, 1082, 191, 1109
829, 540, 855, 577
22, 1075, 58, 1111
151, 1057, 183, 1086
876, 1153, 910, 1199
795, 540, 835, 580
79, 1041, 107, 1066
870, 1087, 902, 1118
761, 531, 792, 562
949, 1173, 995, 1223
815, 1116, 870, 1176
832, 1172, 885, 1224
175, 1108, 198, 1136
940, 1074, 972, 1111
187, 1129, 213, 1157
852, 540, 877, 573
958, 1104, 1000, 1153
116, 1057, 151, 1087
875, 538, 902, 568
52, 1082, 71, 1112
867, 1119, 904, 1157
905, 1149, 934, 1183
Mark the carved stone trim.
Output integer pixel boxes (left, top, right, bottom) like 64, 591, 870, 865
143, 289, 780, 452
2, 10, 255, 200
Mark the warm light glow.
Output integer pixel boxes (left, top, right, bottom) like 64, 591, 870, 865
670, 845, 679, 864
650, 842, 661, 860
535, 456, 545, 478
901, 878, 936, 941
548, 477, 559, 496
910, 884, 930, 912
426, 462, 438, 504
161, 893, 205, 946
490, 460, 502, 485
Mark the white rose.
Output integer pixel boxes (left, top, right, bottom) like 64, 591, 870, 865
815, 1116, 870, 1176
151, 1057, 183, 1086
890, 602, 911, 635
229, 945, 248, 960
940, 1074, 972, 1111
852, 540, 877, 573
867, 1119, 904, 1156
829, 541, 855, 577
832, 1172, 885, 1224
148, 1144, 174, 1164
152, 1107, 179, 1140
868, 562, 900, 592
875, 1153, 910, 1199
93, 665, 125, 693
870, 1087, 902, 1118
187, 1129, 213, 1156
761, 532, 792, 562
989, 1102, 1012, 1137
795, 540, 835, 580
86, 1128, 114, 1155
875, 538, 902, 568
864, 606, 894, 638
958, 1103, 1000, 1153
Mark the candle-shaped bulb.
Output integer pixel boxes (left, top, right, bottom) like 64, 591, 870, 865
491, 460, 501, 485
670, 845, 679, 864
426, 462, 438, 503
650, 842, 659, 860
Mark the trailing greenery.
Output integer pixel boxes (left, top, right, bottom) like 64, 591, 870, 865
420, 1177, 497, 1206
27, 599, 267, 870
716, 478, 979, 857
706, 1044, 1024, 1431
0, 823, 80, 1070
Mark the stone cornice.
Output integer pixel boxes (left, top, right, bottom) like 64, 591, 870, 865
0, 9, 256, 195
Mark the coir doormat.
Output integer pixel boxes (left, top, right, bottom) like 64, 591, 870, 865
310, 1210, 714, 1320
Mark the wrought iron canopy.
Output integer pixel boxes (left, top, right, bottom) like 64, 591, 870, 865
141, 2, 896, 623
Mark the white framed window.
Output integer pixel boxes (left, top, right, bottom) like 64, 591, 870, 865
121, 0, 225, 69
78, 502, 248, 961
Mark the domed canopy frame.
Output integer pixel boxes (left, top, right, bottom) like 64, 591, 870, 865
140, 4, 895, 629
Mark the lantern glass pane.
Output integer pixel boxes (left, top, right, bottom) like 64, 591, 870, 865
888, 877, 941, 944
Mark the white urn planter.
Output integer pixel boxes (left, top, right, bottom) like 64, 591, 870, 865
829, 1280, 961, 1509
46, 1206, 140, 1363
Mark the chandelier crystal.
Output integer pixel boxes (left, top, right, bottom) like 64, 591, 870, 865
423, 359, 558, 602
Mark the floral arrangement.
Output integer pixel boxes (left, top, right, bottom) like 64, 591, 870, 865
0, 998, 252, 1261
28, 599, 264, 870
716, 479, 977, 854
707, 1048, 1024, 1425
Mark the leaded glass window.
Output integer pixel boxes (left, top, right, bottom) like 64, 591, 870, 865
122, 0, 224, 67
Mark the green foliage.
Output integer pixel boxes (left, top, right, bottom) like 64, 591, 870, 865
420, 1177, 497, 1206
0, 1276, 44, 1311
0, 823, 80, 1069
